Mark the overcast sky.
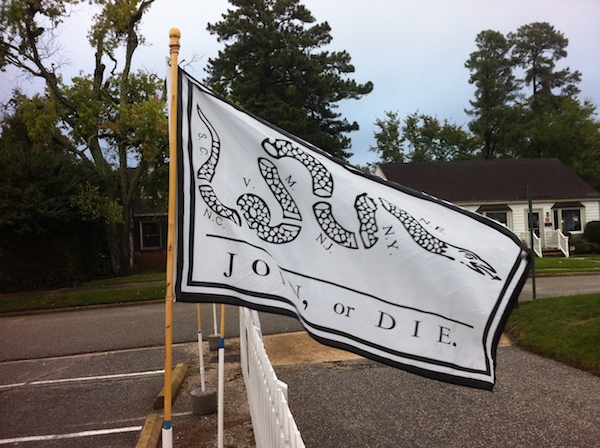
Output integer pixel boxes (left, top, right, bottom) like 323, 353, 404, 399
2, 0, 599, 166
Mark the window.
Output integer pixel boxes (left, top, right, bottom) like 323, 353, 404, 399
552, 202, 584, 233
561, 209, 582, 232
140, 221, 162, 250
476, 204, 512, 228
485, 212, 508, 226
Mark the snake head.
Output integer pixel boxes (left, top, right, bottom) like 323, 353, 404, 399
456, 248, 501, 281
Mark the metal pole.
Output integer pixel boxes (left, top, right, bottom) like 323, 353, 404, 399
527, 186, 537, 300
197, 304, 206, 391
217, 304, 226, 448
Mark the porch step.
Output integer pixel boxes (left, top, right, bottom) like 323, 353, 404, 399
542, 248, 565, 257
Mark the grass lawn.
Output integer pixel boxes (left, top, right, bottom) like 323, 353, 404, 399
534, 254, 600, 274
0, 274, 166, 313
506, 293, 600, 377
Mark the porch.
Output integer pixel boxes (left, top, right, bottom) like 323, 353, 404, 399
522, 228, 570, 258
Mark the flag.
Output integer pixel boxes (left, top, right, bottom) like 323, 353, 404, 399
172, 68, 531, 390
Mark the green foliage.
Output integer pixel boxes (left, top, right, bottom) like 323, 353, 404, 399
0, 99, 112, 291
370, 111, 404, 163
205, 0, 373, 160
370, 111, 478, 164
509, 22, 581, 110
402, 112, 478, 162
521, 97, 600, 162
0, 100, 86, 233
0, 222, 109, 292
570, 145, 600, 193
465, 30, 519, 158
70, 182, 124, 224
506, 293, 600, 376
460, 22, 600, 190
571, 241, 600, 255
584, 221, 600, 245
1, 0, 169, 275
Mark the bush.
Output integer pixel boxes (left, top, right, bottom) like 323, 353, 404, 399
584, 221, 600, 245
572, 240, 600, 255
0, 222, 110, 293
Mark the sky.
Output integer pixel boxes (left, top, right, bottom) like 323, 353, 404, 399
2, 0, 599, 167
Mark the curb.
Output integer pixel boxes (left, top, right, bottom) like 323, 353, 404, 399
135, 413, 163, 448
153, 362, 188, 409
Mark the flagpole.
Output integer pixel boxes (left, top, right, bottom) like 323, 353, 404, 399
163, 27, 180, 448
217, 304, 226, 448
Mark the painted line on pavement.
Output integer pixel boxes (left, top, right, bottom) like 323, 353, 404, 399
0, 369, 164, 390
0, 426, 143, 445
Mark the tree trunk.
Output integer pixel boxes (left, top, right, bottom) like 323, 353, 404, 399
105, 215, 136, 277
106, 222, 123, 276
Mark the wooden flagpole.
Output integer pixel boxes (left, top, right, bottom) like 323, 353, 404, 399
163, 27, 180, 448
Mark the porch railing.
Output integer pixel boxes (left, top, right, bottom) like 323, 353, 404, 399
239, 307, 306, 448
531, 232, 543, 258
556, 229, 570, 258
521, 230, 569, 258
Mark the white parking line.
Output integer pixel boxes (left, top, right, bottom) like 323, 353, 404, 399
0, 369, 164, 390
0, 426, 143, 445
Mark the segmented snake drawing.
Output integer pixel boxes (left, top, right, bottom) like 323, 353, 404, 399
195, 105, 500, 281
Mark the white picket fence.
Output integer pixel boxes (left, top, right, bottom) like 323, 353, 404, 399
239, 307, 306, 448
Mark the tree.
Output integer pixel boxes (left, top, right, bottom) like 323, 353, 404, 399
0, 98, 109, 290
401, 112, 478, 162
369, 110, 404, 164
369, 111, 478, 164
525, 97, 600, 167
465, 30, 519, 158
0, 0, 168, 275
509, 22, 581, 113
0, 95, 86, 234
205, 0, 373, 160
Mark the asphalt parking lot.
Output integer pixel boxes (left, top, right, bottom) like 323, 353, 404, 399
1, 275, 599, 447
0, 342, 199, 447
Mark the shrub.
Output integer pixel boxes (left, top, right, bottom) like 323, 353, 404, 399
584, 221, 600, 245
572, 240, 600, 255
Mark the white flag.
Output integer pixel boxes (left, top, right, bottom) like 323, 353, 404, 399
172, 68, 530, 389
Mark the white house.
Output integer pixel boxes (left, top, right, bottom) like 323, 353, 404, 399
375, 158, 600, 257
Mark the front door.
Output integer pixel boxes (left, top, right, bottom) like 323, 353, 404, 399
527, 209, 545, 247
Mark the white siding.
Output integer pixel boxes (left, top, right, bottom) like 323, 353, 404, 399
456, 199, 600, 247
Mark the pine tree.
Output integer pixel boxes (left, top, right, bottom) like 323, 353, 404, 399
205, 0, 373, 159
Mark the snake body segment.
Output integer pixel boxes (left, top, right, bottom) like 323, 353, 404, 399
258, 158, 301, 221
355, 193, 378, 249
196, 105, 220, 182
262, 138, 334, 198
379, 198, 500, 280
379, 198, 449, 256
237, 193, 301, 244
199, 185, 242, 226
313, 202, 358, 249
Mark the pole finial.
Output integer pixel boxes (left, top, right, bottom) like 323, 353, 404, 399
169, 28, 181, 54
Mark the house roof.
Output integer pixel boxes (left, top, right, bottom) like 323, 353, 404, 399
377, 158, 600, 203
